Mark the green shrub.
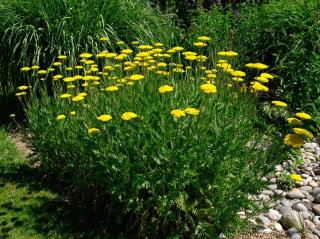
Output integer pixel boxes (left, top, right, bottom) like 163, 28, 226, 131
189, 0, 320, 112
20, 38, 288, 237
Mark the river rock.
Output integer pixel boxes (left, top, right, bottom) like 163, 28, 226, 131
286, 189, 305, 199
257, 215, 271, 227
290, 233, 301, 239
279, 206, 305, 231
309, 181, 318, 188
293, 203, 308, 212
305, 220, 315, 231
313, 216, 320, 225
267, 209, 282, 221
312, 204, 320, 215
286, 227, 298, 236
314, 194, 320, 204
274, 222, 283, 231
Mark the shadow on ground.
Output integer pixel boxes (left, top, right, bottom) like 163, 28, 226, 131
0, 160, 127, 239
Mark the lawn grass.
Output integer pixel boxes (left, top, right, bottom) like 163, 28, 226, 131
0, 129, 121, 239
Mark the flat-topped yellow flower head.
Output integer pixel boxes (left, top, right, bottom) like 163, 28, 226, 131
293, 128, 314, 139
271, 101, 287, 107
159, 85, 173, 94
295, 112, 311, 120
185, 108, 200, 116
88, 128, 100, 134
170, 109, 186, 118
121, 112, 138, 121
284, 134, 304, 148
56, 114, 66, 120
97, 114, 112, 122
200, 83, 217, 94
129, 74, 144, 81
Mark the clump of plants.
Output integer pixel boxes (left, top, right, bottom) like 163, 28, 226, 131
188, 0, 320, 113
15, 36, 314, 237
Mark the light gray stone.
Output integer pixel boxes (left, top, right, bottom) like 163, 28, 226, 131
293, 203, 308, 212
258, 194, 270, 202
274, 222, 283, 231
313, 216, 320, 225
261, 190, 274, 196
279, 206, 305, 231
300, 211, 312, 220
309, 181, 319, 188
300, 186, 313, 192
313, 229, 320, 237
301, 190, 314, 201
270, 177, 277, 184
287, 227, 298, 236
300, 200, 313, 211
257, 215, 271, 227
306, 152, 316, 157
257, 227, 272, 233
312, 188, 320, 197
314, 194, 320, 204
267, 184, 277, 190
274, 189, 284, 195
287, 189, 305, 199
305, 220, 316, 231
281, 199, 293, 207
267, 209, 282, 221
313, 204, 320, 215
290, 233, 301, 239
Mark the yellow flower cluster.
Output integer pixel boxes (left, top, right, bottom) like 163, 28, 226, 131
289, 173, 303, 182
170, 108, 200, 118
284, 111, 313, 148
17, 34, 314, 145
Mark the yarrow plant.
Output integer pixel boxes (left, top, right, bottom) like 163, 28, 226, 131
15, 35, 312, 237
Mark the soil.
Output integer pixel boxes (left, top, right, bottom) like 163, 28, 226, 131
9, 131, 33, 158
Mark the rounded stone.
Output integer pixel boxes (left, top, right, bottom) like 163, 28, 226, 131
305, 220, 315, 231
281, 199, 293, 207
257, 215, 271, 227
286, 227, 298, 236
312, 188, 320, 197
314, 194, 320, 204
267, 184, 277, 190
274, 222, 283, 231
258, 194, 271, 202
301, 174, 310, 179
309, 181, 319, 188
312, 204, 320, 215
290, 233, 301, 239
274, 189, 284, 195
313, 216, 320, 225
280, 206, 305, 231
267, 209, 282, 221
300, 211, 312, 220
300, 186, 313, 192
286, 189, 305, 200
292, 203, 308, 212
261, 190, 275, 196
270, 177, 277, 184
257, 227, 272, 234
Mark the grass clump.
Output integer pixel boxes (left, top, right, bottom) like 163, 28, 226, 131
14, 37, 295, 237
0, 0, 179, 94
